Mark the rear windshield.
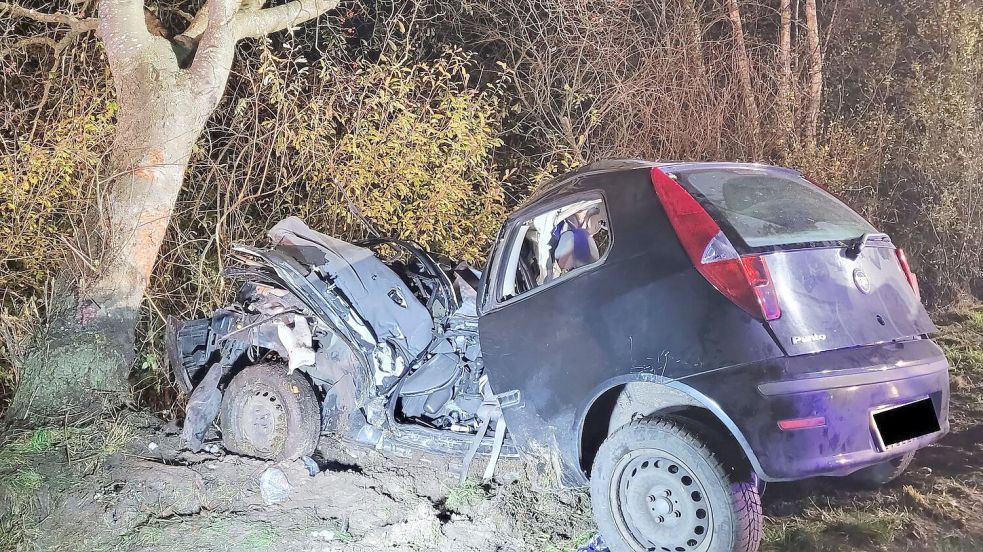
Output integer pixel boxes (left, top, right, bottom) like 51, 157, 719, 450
679, 168, 875, 248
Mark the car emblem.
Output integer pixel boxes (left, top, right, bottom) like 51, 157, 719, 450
853, 268, 871, 294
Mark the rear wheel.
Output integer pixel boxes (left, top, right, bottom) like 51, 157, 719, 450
843, 451, 915, 488
590, 418, 762, 552
219, 362, 321, 461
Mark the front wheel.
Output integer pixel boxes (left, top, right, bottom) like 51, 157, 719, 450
219, 362, 321, 461
590, 418, 762, 552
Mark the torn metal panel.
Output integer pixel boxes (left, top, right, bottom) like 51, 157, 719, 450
269, 217, 434, 361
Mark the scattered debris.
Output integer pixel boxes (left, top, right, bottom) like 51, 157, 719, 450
578, 534, 609, 552
259, 466, 291, 505
302, 455, 319, 476
309, 529, 336, 542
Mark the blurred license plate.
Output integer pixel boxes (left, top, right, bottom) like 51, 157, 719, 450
872, 397, 940, 448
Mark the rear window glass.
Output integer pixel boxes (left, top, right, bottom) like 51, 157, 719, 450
679, 169, 875, 248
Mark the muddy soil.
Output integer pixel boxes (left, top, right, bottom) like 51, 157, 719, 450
16, 415, 593, 552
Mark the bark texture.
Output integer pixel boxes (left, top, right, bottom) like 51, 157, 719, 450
725, 0, 762, 159
6, 0, 339, 422
804, 0, 824, 150
778, 0, 794, 148
679, 0, 706, 83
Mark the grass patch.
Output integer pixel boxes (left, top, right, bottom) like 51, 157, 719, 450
0, 410, 133, 551
239, 522, 278, 550
763, 508, 907, 552
543, 528, 597, 552
121, 514, 283, 552
938, 306, 983, 374
496, 479, 595, 551
444, 480, 489, 514
936, 304, 983, 425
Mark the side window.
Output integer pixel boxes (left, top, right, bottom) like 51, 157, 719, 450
499, 197, 611, 301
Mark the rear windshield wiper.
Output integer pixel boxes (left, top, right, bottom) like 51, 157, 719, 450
844, 233, 891, 259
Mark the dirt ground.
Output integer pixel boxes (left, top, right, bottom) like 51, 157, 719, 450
1, 306, 982, 552
0, 414, 596, 552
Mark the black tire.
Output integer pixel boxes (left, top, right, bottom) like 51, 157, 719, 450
590, 417, 762, 552
219, 362, 321, 461
843, 451, 915, 488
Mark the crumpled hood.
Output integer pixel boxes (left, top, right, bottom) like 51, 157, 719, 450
267, 216, 433, 361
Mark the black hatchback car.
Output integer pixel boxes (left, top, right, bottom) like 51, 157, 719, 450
169, 160, 950, 552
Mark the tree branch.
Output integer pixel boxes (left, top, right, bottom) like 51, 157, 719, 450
0, 1, 94, 27
0, 3, 98, 58
233, 0, 339, 39
97, 0, 153, 68
178, 0, 267, 42
189, 0, 238, 108
0, 36, 58, 58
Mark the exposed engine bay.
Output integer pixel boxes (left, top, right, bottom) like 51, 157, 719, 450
168, 217, 510, 472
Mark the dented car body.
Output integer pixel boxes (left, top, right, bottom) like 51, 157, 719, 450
169, 160, 950, 552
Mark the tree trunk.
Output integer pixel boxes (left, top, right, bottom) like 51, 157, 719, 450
4, 0, 339, 423
804, 0, 823, 150
680, 0, 706, 83
7, 56, 213, 421
726, 0, 762, 159
778, 0, 794, 150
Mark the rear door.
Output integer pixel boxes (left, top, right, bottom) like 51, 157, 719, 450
673, 166, 935, 356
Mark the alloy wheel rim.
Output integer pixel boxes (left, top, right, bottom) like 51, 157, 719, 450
609, 449, 714, 552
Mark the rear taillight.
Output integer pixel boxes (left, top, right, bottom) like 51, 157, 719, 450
651, 167, 781, 321
895, 248, 921, 301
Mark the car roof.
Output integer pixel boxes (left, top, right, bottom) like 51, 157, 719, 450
522, 159, 802, 207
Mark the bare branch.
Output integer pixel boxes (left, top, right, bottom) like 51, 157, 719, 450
0, 1, 93, 26
0, 3, 97, 57
233, 0, 339, 39
28, 27, 90, 139
0, 36, 58, 58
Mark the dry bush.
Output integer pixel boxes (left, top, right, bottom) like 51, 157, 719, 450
441, 0, 982, 304
813, 0, 983, 304
0, 34, 113, 410
437, 0, 820, 175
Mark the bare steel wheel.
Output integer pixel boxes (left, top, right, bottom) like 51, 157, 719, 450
219, 362, 320, 461
611, 450, 714, 551
590, 417, 762, 552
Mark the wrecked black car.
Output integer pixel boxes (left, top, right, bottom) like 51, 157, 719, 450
168, 160, 950, 552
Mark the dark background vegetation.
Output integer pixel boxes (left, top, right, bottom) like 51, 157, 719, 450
2, 0, 981, 413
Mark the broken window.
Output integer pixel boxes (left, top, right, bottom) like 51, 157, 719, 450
499, 196, 611, 301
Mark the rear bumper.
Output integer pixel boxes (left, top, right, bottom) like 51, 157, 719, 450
689, 339, 950, 481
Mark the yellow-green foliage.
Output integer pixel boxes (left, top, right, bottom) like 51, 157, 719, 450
153, 46, 512, 320
333, 54, 506, 262
280, 48, 508, 263
0, 104, 116, 301
0, 100, 116, 401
